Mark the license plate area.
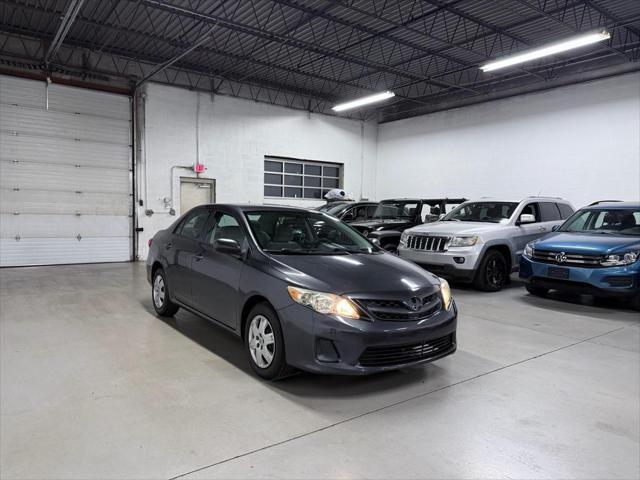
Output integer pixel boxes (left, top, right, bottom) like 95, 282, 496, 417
548, 266, 570, 279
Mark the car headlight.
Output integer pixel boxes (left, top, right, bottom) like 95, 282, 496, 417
600, 251, 639, 267
449, 236, 479, 247
287, 286, 360, 319
439, 278, 453, 310
523, 242, 534, 259
400, 231, 409, 247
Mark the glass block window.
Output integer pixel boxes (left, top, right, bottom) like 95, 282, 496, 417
264, 157, 343, 199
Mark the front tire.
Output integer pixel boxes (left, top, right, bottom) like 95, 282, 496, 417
244, 303, 292, 380
152, 268, 179, 317
526, 284, 549, 297
474, 250, 509, 292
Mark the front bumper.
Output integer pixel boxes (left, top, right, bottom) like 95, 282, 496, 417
398, 245, 481, 282
519, 256, 640, 298
277, 301, 457, 375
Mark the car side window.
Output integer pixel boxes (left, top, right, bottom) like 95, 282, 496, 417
521, 203, 541, 223
353, 206, 367, 221
366, 205, 377, 218
540, 202, 561, 221
206, 213, 246, 245
178, 209, 211, 240
557, 203, 574, 219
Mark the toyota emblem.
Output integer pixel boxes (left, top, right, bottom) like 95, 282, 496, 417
403, 296, 423, 312
555, 252, 567, 263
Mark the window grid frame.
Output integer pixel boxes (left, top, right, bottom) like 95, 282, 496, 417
264, 157, 343, 200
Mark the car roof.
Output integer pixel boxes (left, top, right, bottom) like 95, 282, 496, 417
587, 201, 640, 209
381, 198, 467, 203
468, 197, 571, 203
197, 203, 313, 212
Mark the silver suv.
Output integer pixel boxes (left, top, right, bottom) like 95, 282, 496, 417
398, 198, 575, 291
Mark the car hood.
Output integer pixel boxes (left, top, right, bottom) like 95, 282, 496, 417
408, 221, 505, 236
533, 232, 640, 254
267, 252, 440, 295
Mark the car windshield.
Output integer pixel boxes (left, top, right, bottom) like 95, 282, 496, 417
443, 202, 518, 223
560, 208, 640, 236
245, 210, 377, 254
372, 201, 418, 219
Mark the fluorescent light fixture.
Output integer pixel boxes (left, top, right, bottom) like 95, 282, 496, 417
332, 91, 395, 112
480, 30, 611, 72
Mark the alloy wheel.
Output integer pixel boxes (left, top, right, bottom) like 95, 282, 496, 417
153, 274, 165, 308
248, 314, 275, 369
486, 257, 506, 287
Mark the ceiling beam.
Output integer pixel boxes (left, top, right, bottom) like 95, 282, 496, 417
137, 23, 216, 87
44, 0, 85, 66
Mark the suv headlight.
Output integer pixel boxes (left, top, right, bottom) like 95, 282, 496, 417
600, 251, 639, 267
400, 230, 409, 247
287, 286, 360, 319
439, 278, 453, 310
449, 236, 479, 247
523, 242, 534, 259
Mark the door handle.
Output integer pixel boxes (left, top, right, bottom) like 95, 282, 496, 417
194, 253, 204, 261
165, 242, 173, 250
538, 227, 546, 231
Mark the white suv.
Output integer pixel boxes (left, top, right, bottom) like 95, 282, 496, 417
398, 198, 575, 291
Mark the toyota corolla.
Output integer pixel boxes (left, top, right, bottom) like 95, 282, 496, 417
147, 204, 457, 380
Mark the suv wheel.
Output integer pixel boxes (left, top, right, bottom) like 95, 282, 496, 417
152, 268, 180, 317
245, 302, 293, 380
474, 250, 508, 292
526, 284, 549, 297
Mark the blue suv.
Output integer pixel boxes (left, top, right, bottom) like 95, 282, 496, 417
520, 202, 640, 310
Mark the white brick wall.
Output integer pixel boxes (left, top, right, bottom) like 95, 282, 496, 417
137, 83, 377, 259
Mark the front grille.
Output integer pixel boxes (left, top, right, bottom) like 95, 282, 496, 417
359, 333, 455, 367
354, 293, 441, 321
405, 235, 450, 252
532, 249, 603, 267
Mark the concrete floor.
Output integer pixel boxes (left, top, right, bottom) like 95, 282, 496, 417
1, 262, 638, 480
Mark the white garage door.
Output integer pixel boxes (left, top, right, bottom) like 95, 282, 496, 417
0, 75, 132, 267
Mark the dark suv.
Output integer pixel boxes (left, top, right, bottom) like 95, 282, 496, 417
350, 198, 467, 252
316, 201, 378, 223
147, 204, 457, 380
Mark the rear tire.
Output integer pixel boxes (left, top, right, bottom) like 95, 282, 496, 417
473, 250, 509, 292
152, 268, 180, 317
526, 284, 549, 297
244, 302, 292, 381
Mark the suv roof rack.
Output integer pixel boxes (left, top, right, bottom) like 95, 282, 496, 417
588, 200, 622, 206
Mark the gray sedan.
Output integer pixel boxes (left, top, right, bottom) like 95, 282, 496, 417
147, 204, 457, 380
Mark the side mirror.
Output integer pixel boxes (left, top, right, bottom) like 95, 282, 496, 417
342, 211, 355, 221
215, 238, 241, 255
552, 225, 560, 232
518, 213, 536, 225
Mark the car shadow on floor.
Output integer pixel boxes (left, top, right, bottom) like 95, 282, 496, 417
517, 290, 638, 320
140, 298, 448, 398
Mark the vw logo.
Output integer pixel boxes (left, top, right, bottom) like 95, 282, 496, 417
403, 296, 423, 312
555, 252, 567, 263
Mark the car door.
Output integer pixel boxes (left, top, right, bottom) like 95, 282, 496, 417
165, 207, 212, 303
190, 210, 246, 328
514, 202, 544, 254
